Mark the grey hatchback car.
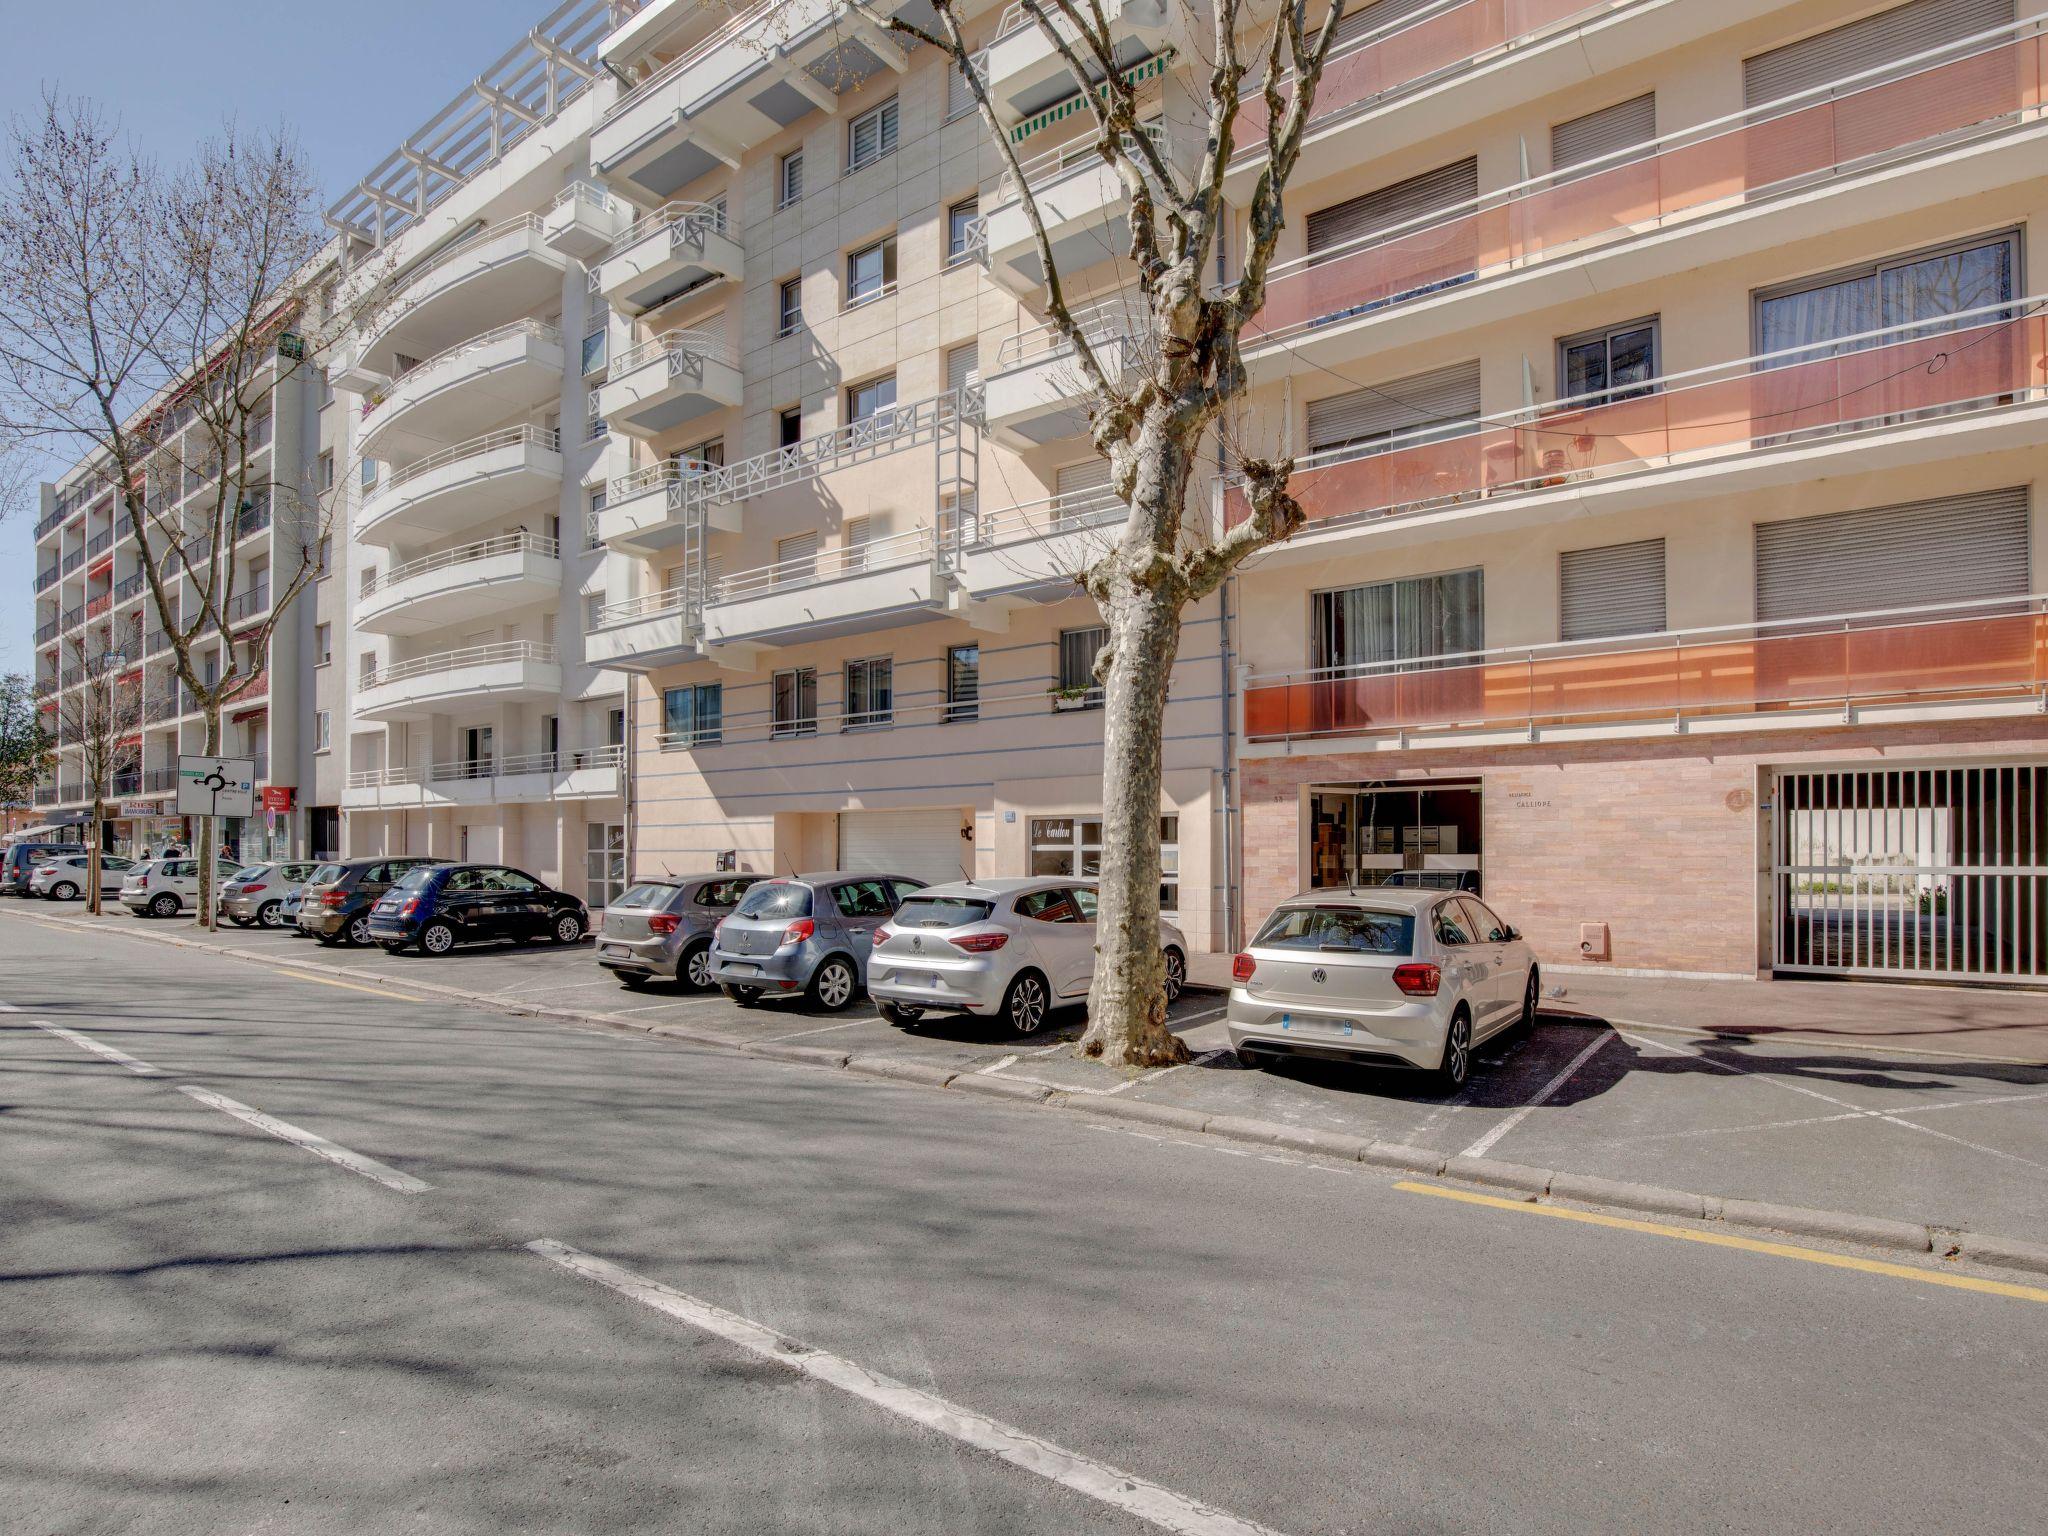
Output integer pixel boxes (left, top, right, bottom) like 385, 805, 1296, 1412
596, 875, 762, 991
708, 872, 927, 1010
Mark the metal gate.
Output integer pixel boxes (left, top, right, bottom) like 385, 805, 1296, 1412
1772, 766, 2048, 984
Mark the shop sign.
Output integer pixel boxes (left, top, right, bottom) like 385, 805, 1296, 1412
261, 786, 296, 813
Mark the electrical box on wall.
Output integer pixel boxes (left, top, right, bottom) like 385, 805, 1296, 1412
1579, 922, 1610, 961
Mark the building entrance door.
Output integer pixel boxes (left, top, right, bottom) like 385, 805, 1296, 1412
1308, 782, 1482, 892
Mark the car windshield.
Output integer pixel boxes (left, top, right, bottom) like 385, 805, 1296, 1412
309, 864, 346, 885
735, 881, 812, 919
895, 895, 994, 929
392, 866, 439, 892
615, 882, 678, 909
1254, 906, 1416, 956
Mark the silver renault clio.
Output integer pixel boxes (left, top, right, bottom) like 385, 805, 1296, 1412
708, 872, 927, 1010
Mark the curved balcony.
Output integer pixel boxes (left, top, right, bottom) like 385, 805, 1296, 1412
599, 329, 743, 439
355, 426, 563, 547
353, 641, 562, 722
984, 0, 1185, 126
703, 526, 943, 657
359, 323, 565, 467
586, 589, 699, 670
597, 203, 743, 315
356, 215, 568, 377
355, 532, 563, 637
343, 744, 624, 811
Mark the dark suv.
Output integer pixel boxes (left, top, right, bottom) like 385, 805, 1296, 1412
2, 841, 86, 897
297, 856, 450, 946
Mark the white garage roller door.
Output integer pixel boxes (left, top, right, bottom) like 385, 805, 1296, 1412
838, 809, 969, 888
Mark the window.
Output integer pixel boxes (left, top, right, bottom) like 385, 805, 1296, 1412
772, 667, 817, 737
834, 878, 895, 918
586, 489, 606, 547
778, 277, 802, 337
315, 711, 331, 751
1312, 570, 1483, 672
1754, 231, 2018, 360
663, 682, 723, 747
691, 878, 753, 908
948, 54, 984, 120
358, 652, 377, 684
1306, 361, 1481, 457
776, 532, 818, 582
847, 98, 899, 173
946, 197, 979, 266
1030, 816, 1181, 912
846, 373, 897, 424
945, 341, 978, 395
1251, 904, 1416, 955
581, 327, 607, 377
1559, 538, 1666, 641
360, 458, 379, 489
586, 822, 626, 909
314, 624, 332, 665
1018, 887, 1083, 923
1433, 900, 1476, 947
1551, 94, 1656, 173
1056, 626, 1107, 706
844, 657, 893, 729
584, 593, 605, 629
779, 150, 804, 207
845, 236, 897, 307
318, 451, 334, 491
779, 406, 804, 448
946, 643, 979, 722
1559, 317, 1658, 405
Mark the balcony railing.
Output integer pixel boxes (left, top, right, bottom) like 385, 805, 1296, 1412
348, 742, 622, 791
36, 564, 61, 592
713, 525, 935, 603
32, 785, 58, 806
596, 587, 694, 628
114, 572, 146, 603
110, 771, 141, 798
996, 290, 1146, 371
62, 548, 84, 574
225, 585, 272, 623
554, 179, 622, 218
86, 529, 114, 558
34, 618, 58, 644
363, 531, 559, 597
364, 321, 562, 417
371, 213, 549, 330
1247, 18, 2048, 348
85, 594, 111, 620
34, 506, 65, 538
607, 328, 738, 381
600, 0, 794, 127
376, 425, 562, 499
1227, 300, 2048, 533
1243, 594, 2048, 743
143, 767, 179, 792
681, 386, 982, 514
964, 487, 1125, 552
362, 641, 557, 691
61, 605, 84, 630
605, 199, 730, 259
997, 121, 1166, 204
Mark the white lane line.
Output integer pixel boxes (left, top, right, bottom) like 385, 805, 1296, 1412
177, 1086, 432, 1193
530, 1239, 1289, 1536
1458, 1031, 1615, 1160
0, 1001, 18, 1011
1173, 1004, 1228, 1028
35, 1022, 165, 1076
758, 1017, 876, 1044
978, 1052, 1021, 1075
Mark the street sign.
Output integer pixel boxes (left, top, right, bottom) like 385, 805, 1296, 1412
176, 756, 257, 819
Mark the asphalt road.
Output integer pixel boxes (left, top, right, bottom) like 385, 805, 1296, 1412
3, 916, 2043, 1534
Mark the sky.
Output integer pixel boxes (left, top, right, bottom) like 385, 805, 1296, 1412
1, 0, 555, 679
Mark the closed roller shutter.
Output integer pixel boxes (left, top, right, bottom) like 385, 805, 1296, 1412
1056, 458, 1112, 498
1306, 158, 1479, 253
1743, 0, 2011, 106
1306, 359, 1482, 453
1552, 93, 1658, 171
949, 54, 984, 119
837, 809, 968, 888
1754, 487, 2028, 621
1560, 538, 1667, 640
1333, 0, 1442, 49
946, 341, 978, 392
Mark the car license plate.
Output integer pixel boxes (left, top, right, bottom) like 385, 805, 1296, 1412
601, 944, 628, 958
893, 971, 934, 990
1278, 1014, 1353, 1037
725, 962, 760, 976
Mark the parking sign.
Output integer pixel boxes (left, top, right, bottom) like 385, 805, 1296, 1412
176, 756, 257, 818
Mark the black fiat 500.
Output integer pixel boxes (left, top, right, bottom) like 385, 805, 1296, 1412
368, 863, 589, 955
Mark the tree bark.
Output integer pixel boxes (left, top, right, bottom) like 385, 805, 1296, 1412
87, 799, 103, 915
196, 704, 222, 932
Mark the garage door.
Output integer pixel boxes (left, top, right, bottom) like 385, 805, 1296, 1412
837, 809, 969, 888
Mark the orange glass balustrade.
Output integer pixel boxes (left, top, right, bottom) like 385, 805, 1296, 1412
1243, 601, 2048, 742
1223, 308, 2048, 531
1247, 28, 2048, 345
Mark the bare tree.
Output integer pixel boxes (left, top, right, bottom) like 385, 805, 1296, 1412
842, 0, 1342, 1063
0, 672, 54, 809
53, 636, 142, 913
0, 98, 357, 929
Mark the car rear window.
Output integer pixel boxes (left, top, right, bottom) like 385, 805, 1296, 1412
310, 863, 346, 885
615, 882, 678, 909
735, 881, 811, 919
895, 895, 994, 929
1253, 906, 1416, 956
392, 866, 439, 892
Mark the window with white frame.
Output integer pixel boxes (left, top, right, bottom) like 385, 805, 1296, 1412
946, 197, 979, 266
315, 711, 331, 751
843, 656, 893, 729
314, 624, 331, 665
847, 98, 898, 173
1056, 626, 1107, 706
845, 236, 896, 307
846, 373, 897, 424
1029, 816, 1180, 913
318, 451, 334, 491
779, 149, 804, 207
772, 667, 817, 737
778, 276, 802, 337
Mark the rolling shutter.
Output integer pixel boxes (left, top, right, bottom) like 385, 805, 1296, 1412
946, 341, 979, 392
837, 809, 967, 888
1559, 538, 1667, 640
1754, 487, 2028, 621
1552, 94, 1658, 171
1056, 458, 1113, 499
775, 531, 818, 573
1743, 0, 2011, 106
1333, 0, 1442, 49
949, 54, 984, 119
1306, 360, 1482, 453
1306, 158, 1478, 254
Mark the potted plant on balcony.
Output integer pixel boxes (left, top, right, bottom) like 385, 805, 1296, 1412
1047, 684, 1094, 711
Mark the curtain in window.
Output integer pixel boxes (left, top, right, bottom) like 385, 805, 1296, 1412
1313, 570, 1483, 671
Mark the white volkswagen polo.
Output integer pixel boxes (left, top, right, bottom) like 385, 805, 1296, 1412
1227, 888, 1538, 1088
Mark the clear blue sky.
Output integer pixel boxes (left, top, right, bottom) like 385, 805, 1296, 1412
2, 0, 549, 679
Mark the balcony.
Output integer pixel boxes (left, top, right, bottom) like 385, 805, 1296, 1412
703, 526, 944, 657
598, 462, 702, 553
1228, 303, 2048, 553
598, 329, 742, 439
951, 488, 1125, 602
355, 532, 563, 637
355, 425, 563, 547
1242, 19, 2048, 376
984, 294, 1143, 445
35, 563, 61, 593
359, 322, 565, 466
1242, 596, 2048, 750
597, 203, 743, 315
342, 743, 625, 811
355, 215, 568, 378
982, 126, 1166, 294
983, 0, 1185, 127
586, 589, 699, 670
353, 641, 563, 721
225, 585, 271, 625
544, 181, 631, 260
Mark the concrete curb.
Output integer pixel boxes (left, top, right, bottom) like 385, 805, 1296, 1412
12, 906, 2040, 1284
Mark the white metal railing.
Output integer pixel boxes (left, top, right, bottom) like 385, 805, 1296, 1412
712, 525, 934, 604
998, 121, 1166, 204
996, 290, 1147, 370
374, 425, 562, 497
605, 200, 731, 258
373, 213, 550, 329
684, 386, 982, 512
597, 587, 694, 628
968, 487, 1125, 550
349, 741, 625, 791
361, 532, 559, 598
360, 641, 558, 691
600, 0, 799, 125
607, 327, 739, 380
554, 180, 621, 217
365, 322, 562, 416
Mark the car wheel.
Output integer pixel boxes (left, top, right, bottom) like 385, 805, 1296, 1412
1000, 971, 1049, 1036
421, 922, 456, 956
808, 956, 857, 1012
1163, 946, 1186, 1004
724, 985, 761, 1007
50, 881, 78, 902
228, 916, 254, 928
257, 902, 284, 929
1438, 1008, 1473, 1090
1517, 968, 1540, 1036
679, 942, 713, 992
147, 893, 179, 919
618, 972, 650, 991
552, 912, 585, 945
878, 1001, 923, 1028
346, 913, 375, 948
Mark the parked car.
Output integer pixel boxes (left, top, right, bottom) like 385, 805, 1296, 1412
596, 875, 762, 990
2, 841, 86, 897
1226, 888, 1538, 1088
118, 856, 246, 918
868, 878, 1187, 1035
218, 861, 322, 928
297, 856, 450, 946
707, 872, 927, 1010
279, 886, 309, 934
28, 853, 136, 901
368, 863, 589, 954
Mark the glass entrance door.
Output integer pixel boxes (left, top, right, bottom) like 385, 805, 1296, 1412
1309, 782, 1483, 892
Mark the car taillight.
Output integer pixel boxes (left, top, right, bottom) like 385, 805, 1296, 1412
399, 897, 421, 917
242, 883, 266, 894
1232, 953, 1256, 982
1392, 963, 1441, 997
781, 918, 815, 945
134, 875, 147, 889
949, 931, 1008, 953
648, 913, 680, 936
321, 891, 348, 910
872, 925, 892, 946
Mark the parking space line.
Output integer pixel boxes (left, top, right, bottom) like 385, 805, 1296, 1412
35, 1022, 164, 1077
178, 1086, 432, 1193
1457, 1031, 1614, 1159
758, 1017, 875, 1044
530, 1239, 1290, 1536
1396, 1180, 2048, 1305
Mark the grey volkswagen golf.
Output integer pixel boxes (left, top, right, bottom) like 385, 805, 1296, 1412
595, 874, 762, 990
707, 872, 927, 1010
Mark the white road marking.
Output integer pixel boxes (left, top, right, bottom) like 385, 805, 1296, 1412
35, 1022, 164, 1076
978, 1053, 1021, 1075
604, 1000, 706, 1016
0, 1001, 18, 1011
1172, 1004, 1228, 1027
177, 1086, 432, 1193
758, 1017, 875, 1044
530, 1239, 1290, 1536
1458, 1031, 1615, 1160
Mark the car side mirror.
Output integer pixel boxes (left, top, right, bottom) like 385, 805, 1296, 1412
1500, 927, 1519, 943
